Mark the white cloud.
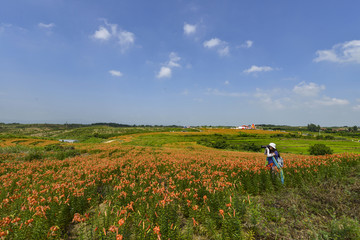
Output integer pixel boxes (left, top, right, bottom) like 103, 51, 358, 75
118, 30, 135, 51
92, 26, 111, 41
203, 38, 222, 48
354, 99, 360, 110
109, 70, 123, 77
254, 88, 286, 109
224, 81, 230, 85
92, 20, 135, 52
206, 88, 247, 97
218, 46, 229, 56
156, 52, 181, 78
293, 82, 325, 97
314, 40, 360, 64
38, 22, 55, 29
245, 40, 253, 48
0, 23, 24, 34
203, 38, 230, 56
315, 97, 349, 106
244, 65, 273, 73
314, 49, 338, 63
240, 40, 253, 48
157, 67, 172, 78
252, 82, 349, 111
353, 105, 360, 111
168, 52, 181, 68
183, 23, 196, 35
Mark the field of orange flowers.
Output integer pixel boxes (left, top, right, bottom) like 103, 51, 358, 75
0, 137, 359, 239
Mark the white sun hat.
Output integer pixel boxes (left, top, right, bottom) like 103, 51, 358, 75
269, 143, 276, 149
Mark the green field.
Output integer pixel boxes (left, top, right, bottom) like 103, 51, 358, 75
118, 131, 360, 155
2, 123, 360, 155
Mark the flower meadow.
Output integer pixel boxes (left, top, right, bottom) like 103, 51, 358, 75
0, 138, 359, 239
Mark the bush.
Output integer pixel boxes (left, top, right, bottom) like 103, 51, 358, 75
309, 144, 333, 155
241, 142, 261, 152
24, 150, 45, 161
324, 135, 335, 140
212, 139, 229, 149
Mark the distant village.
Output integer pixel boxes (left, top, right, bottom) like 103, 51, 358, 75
233, 124, 256, 130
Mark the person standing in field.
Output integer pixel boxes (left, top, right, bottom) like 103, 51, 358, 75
264, 142, 285, 184
265, 143, 279, 172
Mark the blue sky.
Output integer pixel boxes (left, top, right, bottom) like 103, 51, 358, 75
1, 0, 360, 126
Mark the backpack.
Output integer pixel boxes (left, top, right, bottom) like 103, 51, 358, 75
276, 156, 284, 168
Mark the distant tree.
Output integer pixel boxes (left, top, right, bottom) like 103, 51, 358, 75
324, 128, 334, 133
309, 144, 333, 155
351, 126, 358, 132
324, 135, 335, 140
307, 123, 320, 132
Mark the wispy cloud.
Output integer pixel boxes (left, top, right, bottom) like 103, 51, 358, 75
157, 52, 181, 79
204, 38, 222, 48
167, 52, 181, 68
353, 105, 360, 111
205, 88, 247, 97
203, 38, 230, 56
218, 46, 229, 56
183, 23, 197, 35
243, 65, 273, 73
254, 88, 287, 109
38, 22, 55, 29
293, 82, 325, 97
118, 31, 135, 51
0, 23, 25, 34
353, 99, 360, 111
353, 100, 360, 111
92, 20, 135, 52
239, 40, 253, 48
314, 40, 360, 64
314, 97, 349, 106
109, 70, 123, 77
252, 82, 349, 110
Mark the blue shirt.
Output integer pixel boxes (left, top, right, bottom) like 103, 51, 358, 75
267, 150, 279, 165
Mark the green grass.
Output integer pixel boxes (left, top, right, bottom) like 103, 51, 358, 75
0, 144, 82, 162
2, 124, 360, 154
0, 123, 199, 141
121, 133, 360, 155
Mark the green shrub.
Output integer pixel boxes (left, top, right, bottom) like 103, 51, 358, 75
309, 144, 333, 155
212, 139, 229, 149
241, 142, 261, 152
24, 150, 45, 161
324, 135, 335, 140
